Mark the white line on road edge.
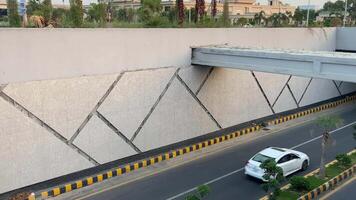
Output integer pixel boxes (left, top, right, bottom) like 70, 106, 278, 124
166, 121, 356, 200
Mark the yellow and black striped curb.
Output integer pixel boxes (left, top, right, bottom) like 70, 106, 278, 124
260, 149, 356, 200
28, 94, 356, 200
298, 164, 356, 200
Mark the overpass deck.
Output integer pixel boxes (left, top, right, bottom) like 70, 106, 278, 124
191, 45, 356, 83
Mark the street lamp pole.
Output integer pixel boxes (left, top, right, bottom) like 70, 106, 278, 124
343, 0, 348, 27
306, 0, 311, 27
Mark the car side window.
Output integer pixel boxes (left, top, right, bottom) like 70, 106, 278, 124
277, 154, 291, 164
290, 154, 300, 160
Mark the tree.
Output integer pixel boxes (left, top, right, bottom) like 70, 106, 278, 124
7, 0, 21, 27
331, 17, 343, 26
138, 0, 170, 27
87, 3, 107, 25
41, 0, 53, 24
26, 0, 42, 16
316, 116, 343, 179
221, 0, 229, 26
335, 154, 352, 169
260, 159, 284, 199
293, 8, 316, 26
177, 0, 184, 26
185, 185, 210, 200
115, 8, 128, 21
211, 0, 217, 18
195, 0, 205, 22
254, 11, 266, 26
236, 17, 247, 26
69, 0, 83, 27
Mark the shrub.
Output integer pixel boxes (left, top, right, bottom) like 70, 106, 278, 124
7, 0, 21, 27
290, 176, 311, 192
185, 185, 210, 200
336, 154, 352, 169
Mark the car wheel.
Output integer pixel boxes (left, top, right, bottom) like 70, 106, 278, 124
301, 160, 308, 171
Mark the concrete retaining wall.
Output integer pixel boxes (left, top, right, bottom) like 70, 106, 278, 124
1, 28, 355, 194
336, 27, 356, 51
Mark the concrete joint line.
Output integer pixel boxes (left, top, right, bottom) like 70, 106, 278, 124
333, 80, 343, 96
287, 83, 299, 108
298, 78, 313, 105
272, 76, 292, 107
69, 72, 125, 144
27, 95, 356, 200
125, 66, 176, 73
0, 84, 8, 92
338, 81, 344, 88
130, 68, 181, 142
176, 74, 222, 129
0, 92, 99, 166
195, 67, 214, 96
95, 111, 142, 153
251, 71, 275, 114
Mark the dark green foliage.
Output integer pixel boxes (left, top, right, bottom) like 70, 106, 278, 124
260, 159, 284, 199
138, 0, 172, 27
185, 185, 210, 200
254, 11, 266, 26
336, 154, 352, 169
26, 0, 41, 16
115, 8, 136, 23
41, 0, 53, 23
293, 8, 316, 26
268, 13, 289, 27
87, 3, 107, 25
52, 8, 67, 22
290, 176, 312, 192
69, 0, 83, 27
221, 0, 229, 26
26, 0, 53, 24
235, 17, 248, 26
7, 0, 21, 27
317, 116, 343, 132
115, 8, 128, 21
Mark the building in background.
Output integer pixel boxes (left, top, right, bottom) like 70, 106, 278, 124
0, 0, 6, 16
298, 4, 318, 10
100, 0, 296, 20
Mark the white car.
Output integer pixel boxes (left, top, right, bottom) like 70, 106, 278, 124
244, 147, 310, 181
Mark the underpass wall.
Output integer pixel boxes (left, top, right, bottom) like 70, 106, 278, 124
336, 27, 356, 51
2, 28, 355, 194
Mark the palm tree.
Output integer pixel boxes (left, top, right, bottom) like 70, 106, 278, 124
254, 11, 266, 26
211, 0, 217, 18
177, 0, 184, 26
316, 116, 343, 179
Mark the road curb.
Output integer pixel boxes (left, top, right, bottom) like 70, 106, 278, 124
27, 94, 356, 200
259, 149, 356, 200
298, 164, 356, 200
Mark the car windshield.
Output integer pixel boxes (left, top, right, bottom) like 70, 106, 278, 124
252, 153, 273, 163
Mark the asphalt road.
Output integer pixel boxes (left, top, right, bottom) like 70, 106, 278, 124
81, 107, 356, 200
324, 178, 356, 200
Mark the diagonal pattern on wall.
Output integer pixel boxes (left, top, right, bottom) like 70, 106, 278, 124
1, 66, 356, 194
0, 92, 100, 165
3, 74, 119, 140
130, 68, 180, 141
73, 114, 138, 164
197, 68, 274, 128
0, 98, 94, 193
299, 78, 341, 106
98, 68, 177, 142
133, 77, 220, 151
178, 66, 214, 95
254, 72, 291, 107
